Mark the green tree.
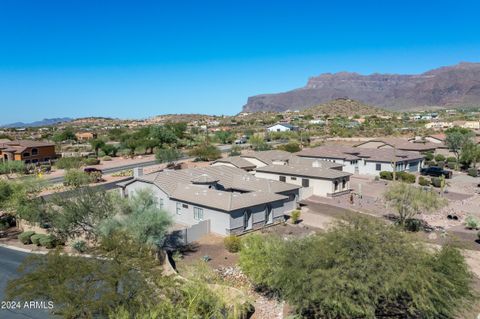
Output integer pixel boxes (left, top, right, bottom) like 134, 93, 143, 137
249, 134, 270, 151
145, 126, 178, 154
123, 137, 139, 157
188, 143, 221, 161
89, 139, 106, 157
52, 127, 76, 143
45, 187, 116, 242
101, 143, 118, 157
384, 182, 446, 227
0, 178, 43, 222
155, 147, 182, 164
445, 127, 475, 168
240, 217, 475, 319
215, 131, 234, 144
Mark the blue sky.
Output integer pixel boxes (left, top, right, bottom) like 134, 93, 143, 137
1, 0, 479, 124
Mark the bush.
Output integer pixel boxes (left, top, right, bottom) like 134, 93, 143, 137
424, 160, 435, 167
30, 234, 47, 246
18, 231, 36, 245
38, 234, 58, 249
379, 171, 393, 180
224, 235, 242, 253
0, 161, 26, 175
431, 177, 442, 188
447, 161, 457, 169
467, 168, 478, 177
424, 152, 434, 161
188, 144, 221, 161
446, 156, 457, 163
396, 172, 416, 183
291, 210, 301, 224
436, 160, 445, 168
64, 169, 91, 187
83, 158, 100, 166
418, 176, 431, 186
465, 216, 480, 230
72, 240, 87, 253
277, 142, 301, 153
55, 157, 83, 169
434, 154, 446, 162
102, 156, 112, 161
404, 218, 422, 232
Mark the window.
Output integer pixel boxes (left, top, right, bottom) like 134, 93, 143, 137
23, 152, 30, 157
31, 148, 38, 156
302, 178, 309, 187
279, 176, 286, 182
342, 179, 347, 189
176, 202, 182, 215
182, 204, 189, 208
375, 163, 382, 171
159, 198, 164, 210
290, 176, 297, 181
193, 207, 204, 221
334, 181, 339, 191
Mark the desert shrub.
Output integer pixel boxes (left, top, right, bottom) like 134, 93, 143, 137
83, 158, 100, 166
277, 142, 301, 153
188, 144, 221, 161
379, 171, 393, 180
72, 240, 87, 253
31, 234, 48, 246
418, 176, 431, 186
55, 157, 83, 169
38, 234, 58, 249
102, 156, 112, 161
467, 168, 478, 177
18, 231, 36, 245
64, 169, 91, 187
290, 210, 301, 224
0, 161, 26, 175
436, 160, 445, 168
431, 177, 442, 188
424, 160, 435, 167
224, 235, 242, 253
404, 218, 422, 232
447, 156, 457, 163
434, 154, 446, 162
396, 172, 416, 183
465, 215, 480, 230
424, 152, 434, 161
447, 161, 457, 169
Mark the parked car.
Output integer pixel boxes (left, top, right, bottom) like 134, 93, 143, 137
234, 136, 247, 144
420, 166, 452, 179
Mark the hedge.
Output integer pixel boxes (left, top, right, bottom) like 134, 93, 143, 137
31, 234, 47, 246
396, 172, 416, 183
379, 171, 393, 180
38, 235, 58, 249
18, 231, 36, 245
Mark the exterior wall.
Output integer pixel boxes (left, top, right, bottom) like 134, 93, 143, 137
254, 171, 349, 198
21, 145, 57, 163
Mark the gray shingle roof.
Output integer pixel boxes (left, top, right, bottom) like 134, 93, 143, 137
212, 156, 257, 169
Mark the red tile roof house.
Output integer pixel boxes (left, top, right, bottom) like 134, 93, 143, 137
0, 140, 57, 164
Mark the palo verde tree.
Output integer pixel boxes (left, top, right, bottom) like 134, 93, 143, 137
384, 182, 446, 227
239, 217, 475, 319
445, 127, 475, 169
89, 138, 106, 157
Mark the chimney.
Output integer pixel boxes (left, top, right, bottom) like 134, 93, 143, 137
133, 167, 144, 178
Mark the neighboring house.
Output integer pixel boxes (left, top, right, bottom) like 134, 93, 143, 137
297, 146, 424, 176
255, 163, 352, 198
267, 123, 295, 132
0, 140, 57, 164
212, 150, 350, 198
117, 166, 300, 236
355, 138, 438, 152
75, 132, 97, 141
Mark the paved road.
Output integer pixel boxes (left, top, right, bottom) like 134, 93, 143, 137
0, 247, 52, 319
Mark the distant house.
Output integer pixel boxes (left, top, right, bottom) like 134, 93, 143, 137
297, 146, 424, 176
75, 132, 97, 141
0, 140, 57, 164
267, 123, 296, 132
117, 166, 300, 236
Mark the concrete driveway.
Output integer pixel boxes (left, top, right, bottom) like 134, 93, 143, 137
0, 247, 53, 319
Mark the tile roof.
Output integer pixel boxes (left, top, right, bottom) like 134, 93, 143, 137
124, 165, 300, 212
297, 145, 424, 163
256, 164, 352, 179
0, 140, 55, 153
355, 138, 438, 151
212, 156, 257, 169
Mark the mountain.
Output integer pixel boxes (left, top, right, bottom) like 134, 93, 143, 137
243, 62, 480, 112
1, 117, 73, 128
